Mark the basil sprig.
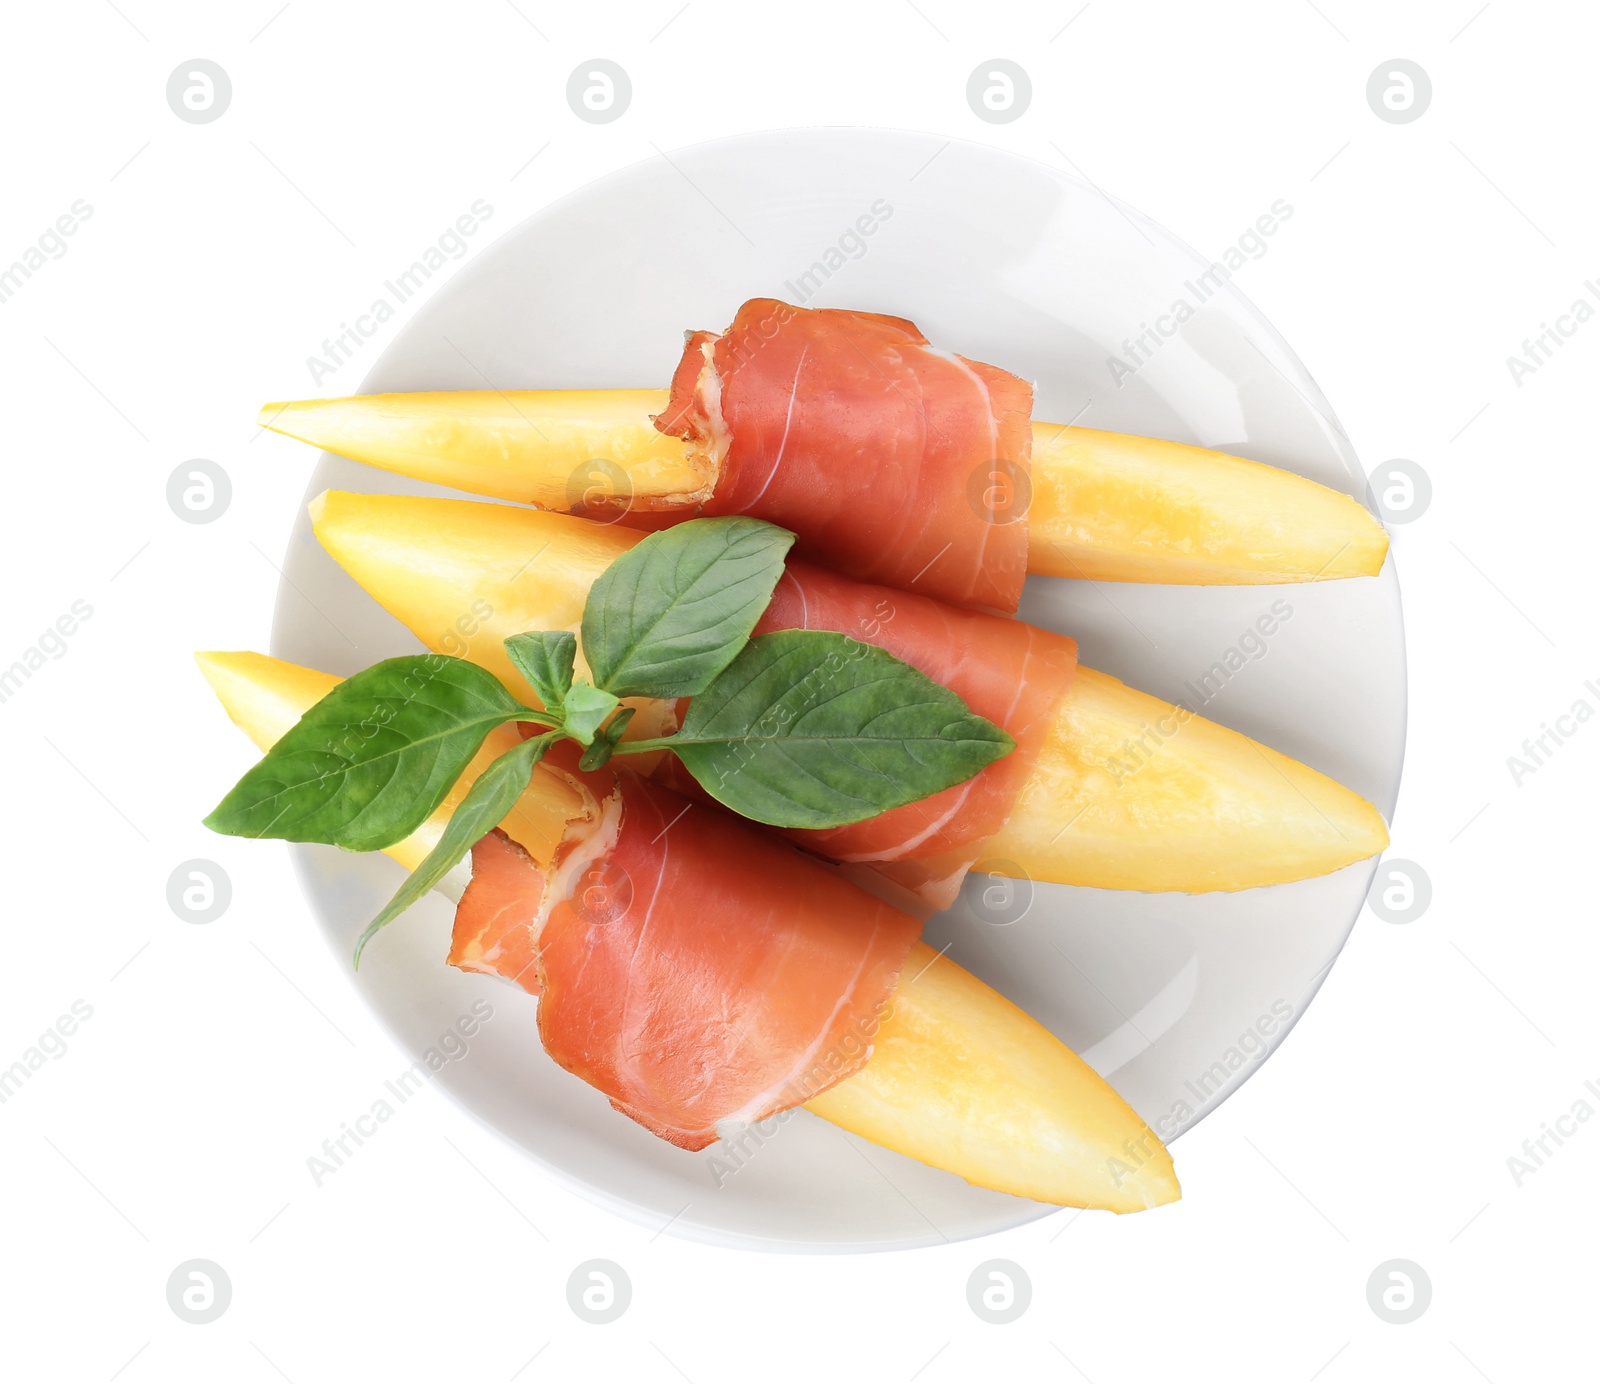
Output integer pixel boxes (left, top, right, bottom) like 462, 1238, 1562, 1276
202, 657, 540, 851
631, 630, 1014, 830
582, 517, 796, 697
205, 517, 1014, 963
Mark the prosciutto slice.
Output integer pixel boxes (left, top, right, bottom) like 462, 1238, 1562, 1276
653, 299, 1034, 613
449, 776, 921, 1151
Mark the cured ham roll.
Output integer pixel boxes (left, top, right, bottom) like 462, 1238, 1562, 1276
310, 490, 1391, 904
453, 777, 920, 1150
654, 301, 1033, 611
259, 299, 1390, 603
196, 649, 1181, 1211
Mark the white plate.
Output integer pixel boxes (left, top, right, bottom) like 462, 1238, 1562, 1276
271, 128, 1405, 1252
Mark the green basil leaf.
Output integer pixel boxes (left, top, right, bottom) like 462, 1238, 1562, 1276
581, 516, 795, 698
661, 630, 1014, 829
578, 706, 636, 771
203, 655, 529, 851
353, 733, 553, 967
504, 631, 576, 712
561, 679, 620, 746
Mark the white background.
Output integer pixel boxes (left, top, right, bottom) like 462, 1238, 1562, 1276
1, 1, 1594, 1380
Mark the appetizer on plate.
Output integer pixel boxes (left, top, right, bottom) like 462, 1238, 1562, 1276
259, 298, 1389, 610
211, 299, 1394, 1221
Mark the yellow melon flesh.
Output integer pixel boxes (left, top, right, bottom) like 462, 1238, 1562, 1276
260, 391, 1385, 584
1028, 425, 1388, 583
988, 667, 1388, 890
809, 941, 1178, 1211
260, 389, 711, 510
196, 649, 1177, 1211
309, 489, 1388, 892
